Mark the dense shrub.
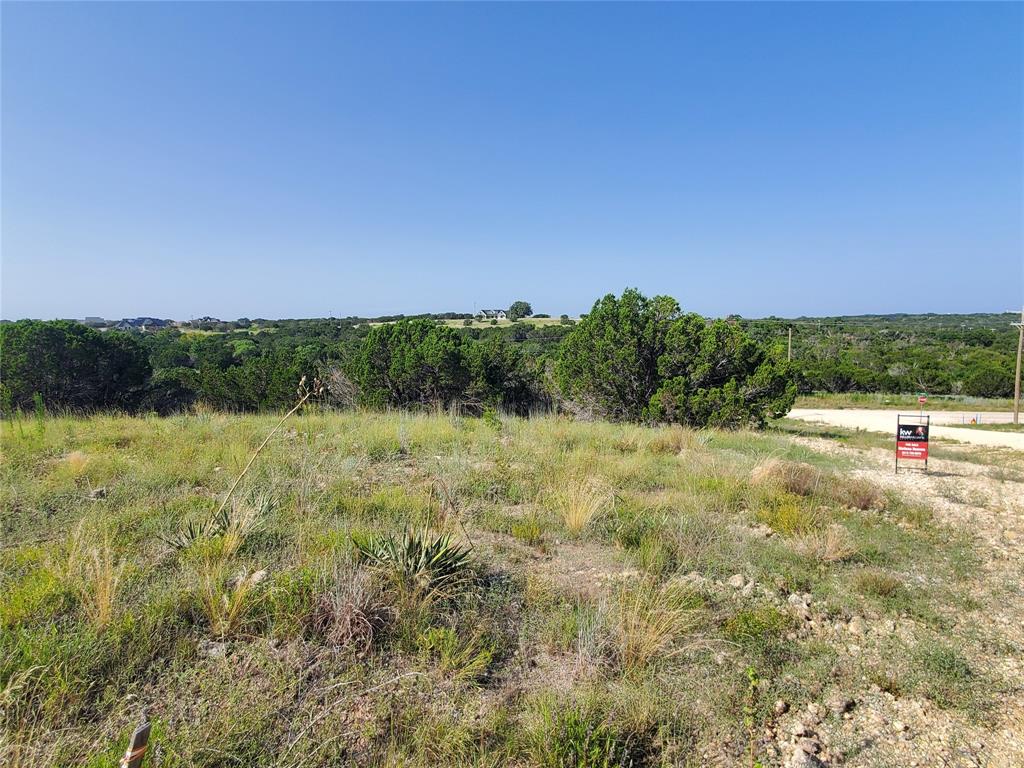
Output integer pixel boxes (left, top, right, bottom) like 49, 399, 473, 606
0, 320, 150, 412
556, 290, 795, 427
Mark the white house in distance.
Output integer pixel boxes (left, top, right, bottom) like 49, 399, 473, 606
476, 309, 506, 320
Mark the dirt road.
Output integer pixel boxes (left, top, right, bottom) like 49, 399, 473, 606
787, 408, 1024, 451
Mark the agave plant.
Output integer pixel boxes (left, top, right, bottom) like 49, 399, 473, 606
352, 528, 471, 596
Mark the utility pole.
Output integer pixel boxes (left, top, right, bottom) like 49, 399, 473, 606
787, 327, 793, 362
1014, 308, 1023, 425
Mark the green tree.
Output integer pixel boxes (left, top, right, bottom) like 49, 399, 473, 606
0, 320, 150, 411
555, 289, 680, 421
349, 319, 470, 408
508, 301, 533, 321
556, 290, 795, 427
650, 318, 796, 427
466, 334, 544, 415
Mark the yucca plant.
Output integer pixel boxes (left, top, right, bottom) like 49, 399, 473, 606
352, 528, 471, 597
161, 490, 273, 553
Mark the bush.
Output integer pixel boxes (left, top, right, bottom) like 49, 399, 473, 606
556, 289, 795, 427
0, 320, 151, 412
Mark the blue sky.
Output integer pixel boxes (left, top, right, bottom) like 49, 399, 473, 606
2, 2, 1022, 320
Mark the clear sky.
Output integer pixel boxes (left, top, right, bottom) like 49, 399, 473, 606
2, 2, 1022, 321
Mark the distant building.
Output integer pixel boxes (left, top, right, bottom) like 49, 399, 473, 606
114, 317, 172, 332
476, 309, 506, 320
83, 316, 106, 326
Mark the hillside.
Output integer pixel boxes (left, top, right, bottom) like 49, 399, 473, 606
2, 411, 1022, 766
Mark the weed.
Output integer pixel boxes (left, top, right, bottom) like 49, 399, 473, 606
852, 568, 902, 599
793, 524, 858, 563
755, 493, 821, 537
723, 606, 790, 646
511, 511, 545, 547
196, 558, 268, 638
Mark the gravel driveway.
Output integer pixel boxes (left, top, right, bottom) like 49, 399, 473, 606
787, 408, 1024, 451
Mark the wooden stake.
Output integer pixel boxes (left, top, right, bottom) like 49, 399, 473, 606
120, 720, 151, 768
1013, 308, 1023, 425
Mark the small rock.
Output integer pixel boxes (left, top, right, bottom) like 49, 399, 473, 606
801, 712, 822, 728
199, 640, 227, 658
786, 750, 826, 768
790, 722, 811, 737
893, 720, 908, 733
847, 616, 867, 636
727, 573, 746, 589
788, 593, 806, 607
741, 581, 755, 597
88, 486, 107, 500
774, 699, 790, 715
827, 695, 854, 715
797, 737, 821, 755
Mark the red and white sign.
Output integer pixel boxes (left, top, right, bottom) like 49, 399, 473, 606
896, 440, 928, 460
896, 423, 929, 461
918, 395, 927, 405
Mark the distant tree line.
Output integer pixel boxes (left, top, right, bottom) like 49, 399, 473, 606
3, 296, 1017, 425
740, 314, 1020, 398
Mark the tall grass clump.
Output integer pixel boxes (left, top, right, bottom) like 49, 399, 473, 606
49, 523, 126, 631
309, 563, 391, 656
750, 458, 821, 496
196, 559, 268, 638
547, 477, 613, 536
524, 697, 641, 768
613, 579, 701, 671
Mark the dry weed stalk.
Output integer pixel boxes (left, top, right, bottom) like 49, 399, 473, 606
213, 375, 323, 522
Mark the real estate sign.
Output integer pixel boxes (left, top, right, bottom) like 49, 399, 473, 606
896, 421, 929, 462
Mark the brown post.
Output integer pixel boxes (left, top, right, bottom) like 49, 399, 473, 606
120, 720, 151, 768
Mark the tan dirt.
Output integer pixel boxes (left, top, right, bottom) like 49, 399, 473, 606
786, 435, 1024, 768
788, 408, 1024, 451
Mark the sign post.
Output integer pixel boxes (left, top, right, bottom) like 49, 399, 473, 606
895, 414, 929, 474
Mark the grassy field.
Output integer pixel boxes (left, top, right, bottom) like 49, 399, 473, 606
794, 392, 1014, 412
0, 410, 1005, 766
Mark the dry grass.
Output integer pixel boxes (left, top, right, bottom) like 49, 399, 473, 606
750, 458, 821, 496
49, 523, 125, 630
613, 579, 701, 671
196, 558, 268, 638
63, 451, 90, 476
546, 477, 612, 535
310, 564, 391, 656
792, 524, 858, 563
